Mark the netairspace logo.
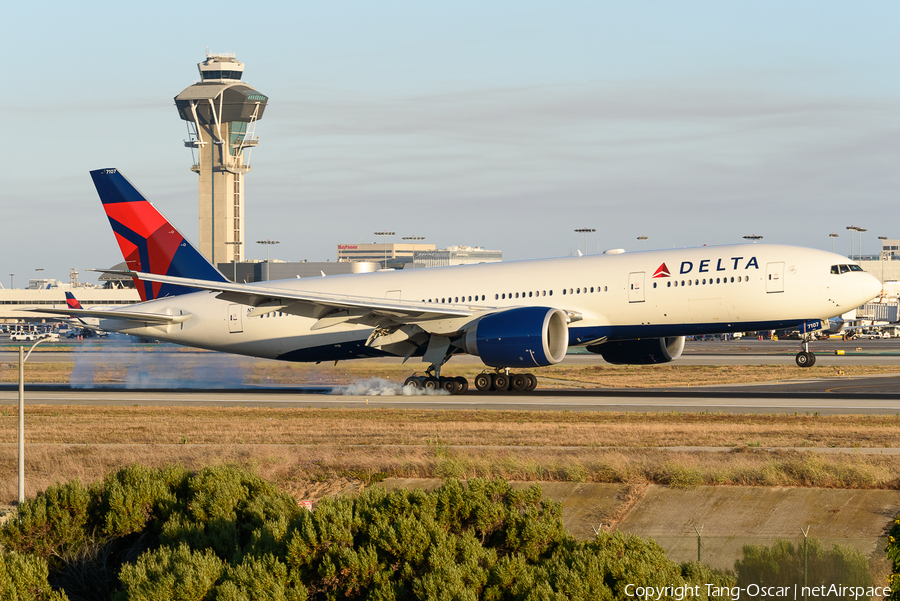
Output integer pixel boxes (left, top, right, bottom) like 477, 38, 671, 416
625, 583, 891, 600
333, 377, 449, 396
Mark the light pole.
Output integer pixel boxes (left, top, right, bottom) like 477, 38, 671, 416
829, 233, 839, 253
637, 236, 648, 251
18, 338, 51, 503
857, 228, 867, 261
878, 236, 888, 283
224, 241, 242, 282
374, 231, 395, 268
402, 236, 424, 268
9, 274, 13, 289
846, 226, 859, 259
255, 240, 280, 281
256, 239, 280, 263
574, 228, 595, 254
743, 235, 763, 243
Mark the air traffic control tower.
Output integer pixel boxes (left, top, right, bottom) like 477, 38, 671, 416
175, 52, 268, 265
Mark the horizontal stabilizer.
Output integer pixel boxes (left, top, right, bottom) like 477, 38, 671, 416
21, 307, 191, 325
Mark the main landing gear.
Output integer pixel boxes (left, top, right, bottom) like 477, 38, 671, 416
473, 369, 538, 393
403, 366, 539, 395
404, 364, 469, 395
795, 336, 817, 367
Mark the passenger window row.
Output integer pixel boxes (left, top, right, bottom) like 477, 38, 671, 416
653, 276, 749, 289
421, 286, 611, 304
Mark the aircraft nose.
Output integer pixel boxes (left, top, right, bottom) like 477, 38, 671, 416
862, 273, 882, 302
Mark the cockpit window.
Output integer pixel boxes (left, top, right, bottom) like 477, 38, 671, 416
831, 264, 861, 274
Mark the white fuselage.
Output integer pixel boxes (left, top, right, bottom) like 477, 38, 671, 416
96, 244, 881, 363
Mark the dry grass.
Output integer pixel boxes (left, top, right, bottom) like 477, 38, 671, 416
0, 405, 898, 504
2, 360, 899, 387
1, 405, 899, 449
0, 443, 897, 507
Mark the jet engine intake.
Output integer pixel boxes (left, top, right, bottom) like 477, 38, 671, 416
463, 307, 569, 367
587, 336, 685, 364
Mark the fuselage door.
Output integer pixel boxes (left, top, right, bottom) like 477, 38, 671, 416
228, 304, 243, 333
628, 272, 645, 303
766, 262, 784, 293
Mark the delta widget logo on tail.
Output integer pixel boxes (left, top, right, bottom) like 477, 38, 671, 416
652, 263, 671, 278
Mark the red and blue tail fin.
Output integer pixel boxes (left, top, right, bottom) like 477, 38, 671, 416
90, 168, 228, 301
65, 291, 84, 310
65, 292, 88, 325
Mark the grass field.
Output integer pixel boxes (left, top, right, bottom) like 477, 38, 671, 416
1, 359, 898, 505
1, 404, 899, 506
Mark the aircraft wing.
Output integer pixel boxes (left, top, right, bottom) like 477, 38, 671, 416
91, 270, 478, 329
21, 307, 190, 325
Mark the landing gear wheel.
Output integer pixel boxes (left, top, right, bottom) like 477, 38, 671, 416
423, 377, 440, 390
440, 377, 459, 394
492, 373, 509, 392
453, 377, 469, 394
524, 374, 538, 391
404, 376, 422, 389
795, 351, 816, 367
474, 374, 492, 391
510, 374, 529, 392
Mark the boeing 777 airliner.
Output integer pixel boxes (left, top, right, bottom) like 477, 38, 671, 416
32, 169, 882, 394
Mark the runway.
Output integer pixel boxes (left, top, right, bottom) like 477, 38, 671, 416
1, 338, 898, 414
1, 376, 898, 414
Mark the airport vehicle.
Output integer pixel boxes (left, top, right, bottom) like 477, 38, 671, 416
10, 324, 40, 342
10, 331, 38, 342
30, 169, 882, 393
850, 330, 887, 340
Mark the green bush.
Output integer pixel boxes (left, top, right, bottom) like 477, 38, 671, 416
2, 479, 91, 561
735, 538, 872, 599
94, 464, 185, 539
0, 552, 69, 600
115, 543, 224, 601
1, 466, 743, 600
216, 553, 307, 601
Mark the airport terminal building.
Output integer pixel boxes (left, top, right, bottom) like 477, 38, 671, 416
336, 243, 502, 269
0, 277, 139, 322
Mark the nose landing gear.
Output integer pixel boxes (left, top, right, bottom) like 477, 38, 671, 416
795, 336, 817, 367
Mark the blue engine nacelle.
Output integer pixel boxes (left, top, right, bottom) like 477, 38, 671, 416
462, 307, 569, 368
586, 336, 685, 364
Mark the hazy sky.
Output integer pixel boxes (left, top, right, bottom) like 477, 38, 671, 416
3, 1, 898, 286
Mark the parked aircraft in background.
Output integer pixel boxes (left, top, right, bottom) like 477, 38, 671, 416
43, 292, 109, 337
30, 169, 883, 394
